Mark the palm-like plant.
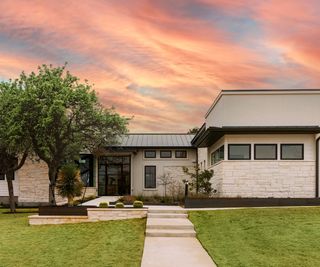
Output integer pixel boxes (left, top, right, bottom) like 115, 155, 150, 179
56, 163, 84, 206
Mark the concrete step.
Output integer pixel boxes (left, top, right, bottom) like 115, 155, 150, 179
146, 229, 196, 237
148, 209, 187, 214
147, 218, 194, 230
148, 213, 188, 218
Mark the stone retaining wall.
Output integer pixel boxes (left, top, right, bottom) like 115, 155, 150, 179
29, 208, 148, 225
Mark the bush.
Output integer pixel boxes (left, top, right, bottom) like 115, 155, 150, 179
133, 201, 143, 208
115, 202, 124, 208
99, 202, 108, 208
119, 195, 136, 204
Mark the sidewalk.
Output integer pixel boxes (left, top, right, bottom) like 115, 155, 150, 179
141, 206, 216, 267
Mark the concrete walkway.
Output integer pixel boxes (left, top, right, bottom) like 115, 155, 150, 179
141, 206, 216, 267
80, 196, 121, 206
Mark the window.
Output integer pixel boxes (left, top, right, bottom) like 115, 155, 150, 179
228, 144, 251, 160
0, 174, 4, 180
145, 166, 156, 188
77, 154, 94, 186
145, 150, 156, 158
254, 144, 277, 160
160, 150, 172, 158
281, 144, 304, 160
211, 146, 224, 165
175, 150, 187, 158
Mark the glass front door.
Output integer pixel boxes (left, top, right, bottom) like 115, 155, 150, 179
98, 156, 131, 196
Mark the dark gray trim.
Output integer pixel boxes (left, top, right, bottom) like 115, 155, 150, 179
228, 144, 251, 160
280, 144, 304, 160
254, 144, 277, 160
316, 137, 320, 198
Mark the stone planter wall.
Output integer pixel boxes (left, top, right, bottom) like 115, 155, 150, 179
29, 208, 148, 225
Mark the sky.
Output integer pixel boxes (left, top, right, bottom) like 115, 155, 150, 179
0, 0, 320, 132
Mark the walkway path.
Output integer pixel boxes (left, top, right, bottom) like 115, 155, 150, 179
141, 206, 216, 267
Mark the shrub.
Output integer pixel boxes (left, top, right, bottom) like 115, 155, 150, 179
56, 163, 83, 206
119, 195, 136, 204
99, 202, 108, 208
133, 201, 143, 208
115, 202, 124, 208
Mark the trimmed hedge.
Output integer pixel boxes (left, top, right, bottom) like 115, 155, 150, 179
115, 202, 124, 208
99, 202, 108, 208
133, 201, 143, 208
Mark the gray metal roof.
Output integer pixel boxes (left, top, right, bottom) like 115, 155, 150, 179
115, 134, 195, 148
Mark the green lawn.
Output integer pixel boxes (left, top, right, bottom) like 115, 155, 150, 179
0, 208, 146, 267
189, 207, 320, 267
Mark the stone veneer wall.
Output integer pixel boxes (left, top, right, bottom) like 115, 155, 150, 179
209, 162, 223, 197
18, 159, 49, 204
220, 161, 315, 198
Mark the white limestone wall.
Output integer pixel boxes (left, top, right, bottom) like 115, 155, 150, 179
0, 175, 19, 197
131, 149, 196, 196
206, 91, 320, 127
206, 134, 317, 198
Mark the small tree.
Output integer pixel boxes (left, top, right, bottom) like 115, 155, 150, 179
183, 167, 213, 195
157, 173, 174, 197
187, 127, 199, 134
56, 163, 83, 206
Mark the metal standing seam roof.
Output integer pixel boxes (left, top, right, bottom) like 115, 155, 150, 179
115, 134, 195, 147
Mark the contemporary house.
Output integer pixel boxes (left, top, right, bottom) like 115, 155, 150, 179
1, 89, 320, 205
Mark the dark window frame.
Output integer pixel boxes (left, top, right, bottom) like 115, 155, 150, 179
175, 150, 187, 158
160, 150, 172, 158
77, 154, 94, 187
228, 144, 251, 160
254, 144, 277, 160
144, 150, 157, 158
144, 165, 156, 189
280, 144, 304, 160
211, 145, 224, 165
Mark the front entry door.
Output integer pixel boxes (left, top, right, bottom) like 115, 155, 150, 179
103, 156, 131, 195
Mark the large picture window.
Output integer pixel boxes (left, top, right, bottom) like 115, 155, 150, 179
77, 154, 94, 187
211, 146, 224, 165
145, 166, 156, 189
281, 144, 304, 160
228, 144, 251, 160
254, 144, 277, 160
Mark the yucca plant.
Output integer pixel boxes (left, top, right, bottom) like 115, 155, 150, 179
56, 163, 84, 206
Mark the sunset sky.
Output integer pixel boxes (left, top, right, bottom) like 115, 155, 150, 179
0, 0, 320, 132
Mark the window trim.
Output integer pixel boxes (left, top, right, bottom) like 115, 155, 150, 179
280, 144, 304, 160
211, 145, 224, 165
160, 150, 172, 158
254, 144, 277, 160
144, 165, 157, 189
144, 150, 157, 158
175, 150, 187, 158
228, 144, 251, 160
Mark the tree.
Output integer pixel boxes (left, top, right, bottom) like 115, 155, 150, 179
187, 127, 199, 134
183, 166, 213, 195
17, 64, 128, 205
56, 163, 83, 206
0, 82, 30, 212
157, 173, 174, 197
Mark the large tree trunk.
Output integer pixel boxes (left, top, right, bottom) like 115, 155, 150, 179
48, 166, 57, 206
6, 176, 16, 213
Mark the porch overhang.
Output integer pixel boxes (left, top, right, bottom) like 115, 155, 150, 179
192, 126, 320, 148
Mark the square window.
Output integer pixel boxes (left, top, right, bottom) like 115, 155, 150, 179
145, 150, 156, 158
175, 150, 187, 158
145, 166, 156, 188
228, 144, 251, 160
281, 144, 304, 160
211, 146, 224, 165
160, 150, 172, 158
254, 144, 277, 160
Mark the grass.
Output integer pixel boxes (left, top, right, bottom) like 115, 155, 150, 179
0, 208, 146, 267
189, 207, 320, 267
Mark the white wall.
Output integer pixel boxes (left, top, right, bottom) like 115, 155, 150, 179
0, 175, 19, 197
131, 149, 197, 196
205, 134, 317, 198
206, 92, 320, 127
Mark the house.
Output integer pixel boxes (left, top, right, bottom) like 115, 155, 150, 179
193, 89, 320, 198
1, 89, 320, 205
0, 134, 196, 206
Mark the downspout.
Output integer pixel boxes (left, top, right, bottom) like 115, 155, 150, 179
316, 135, 320, 198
